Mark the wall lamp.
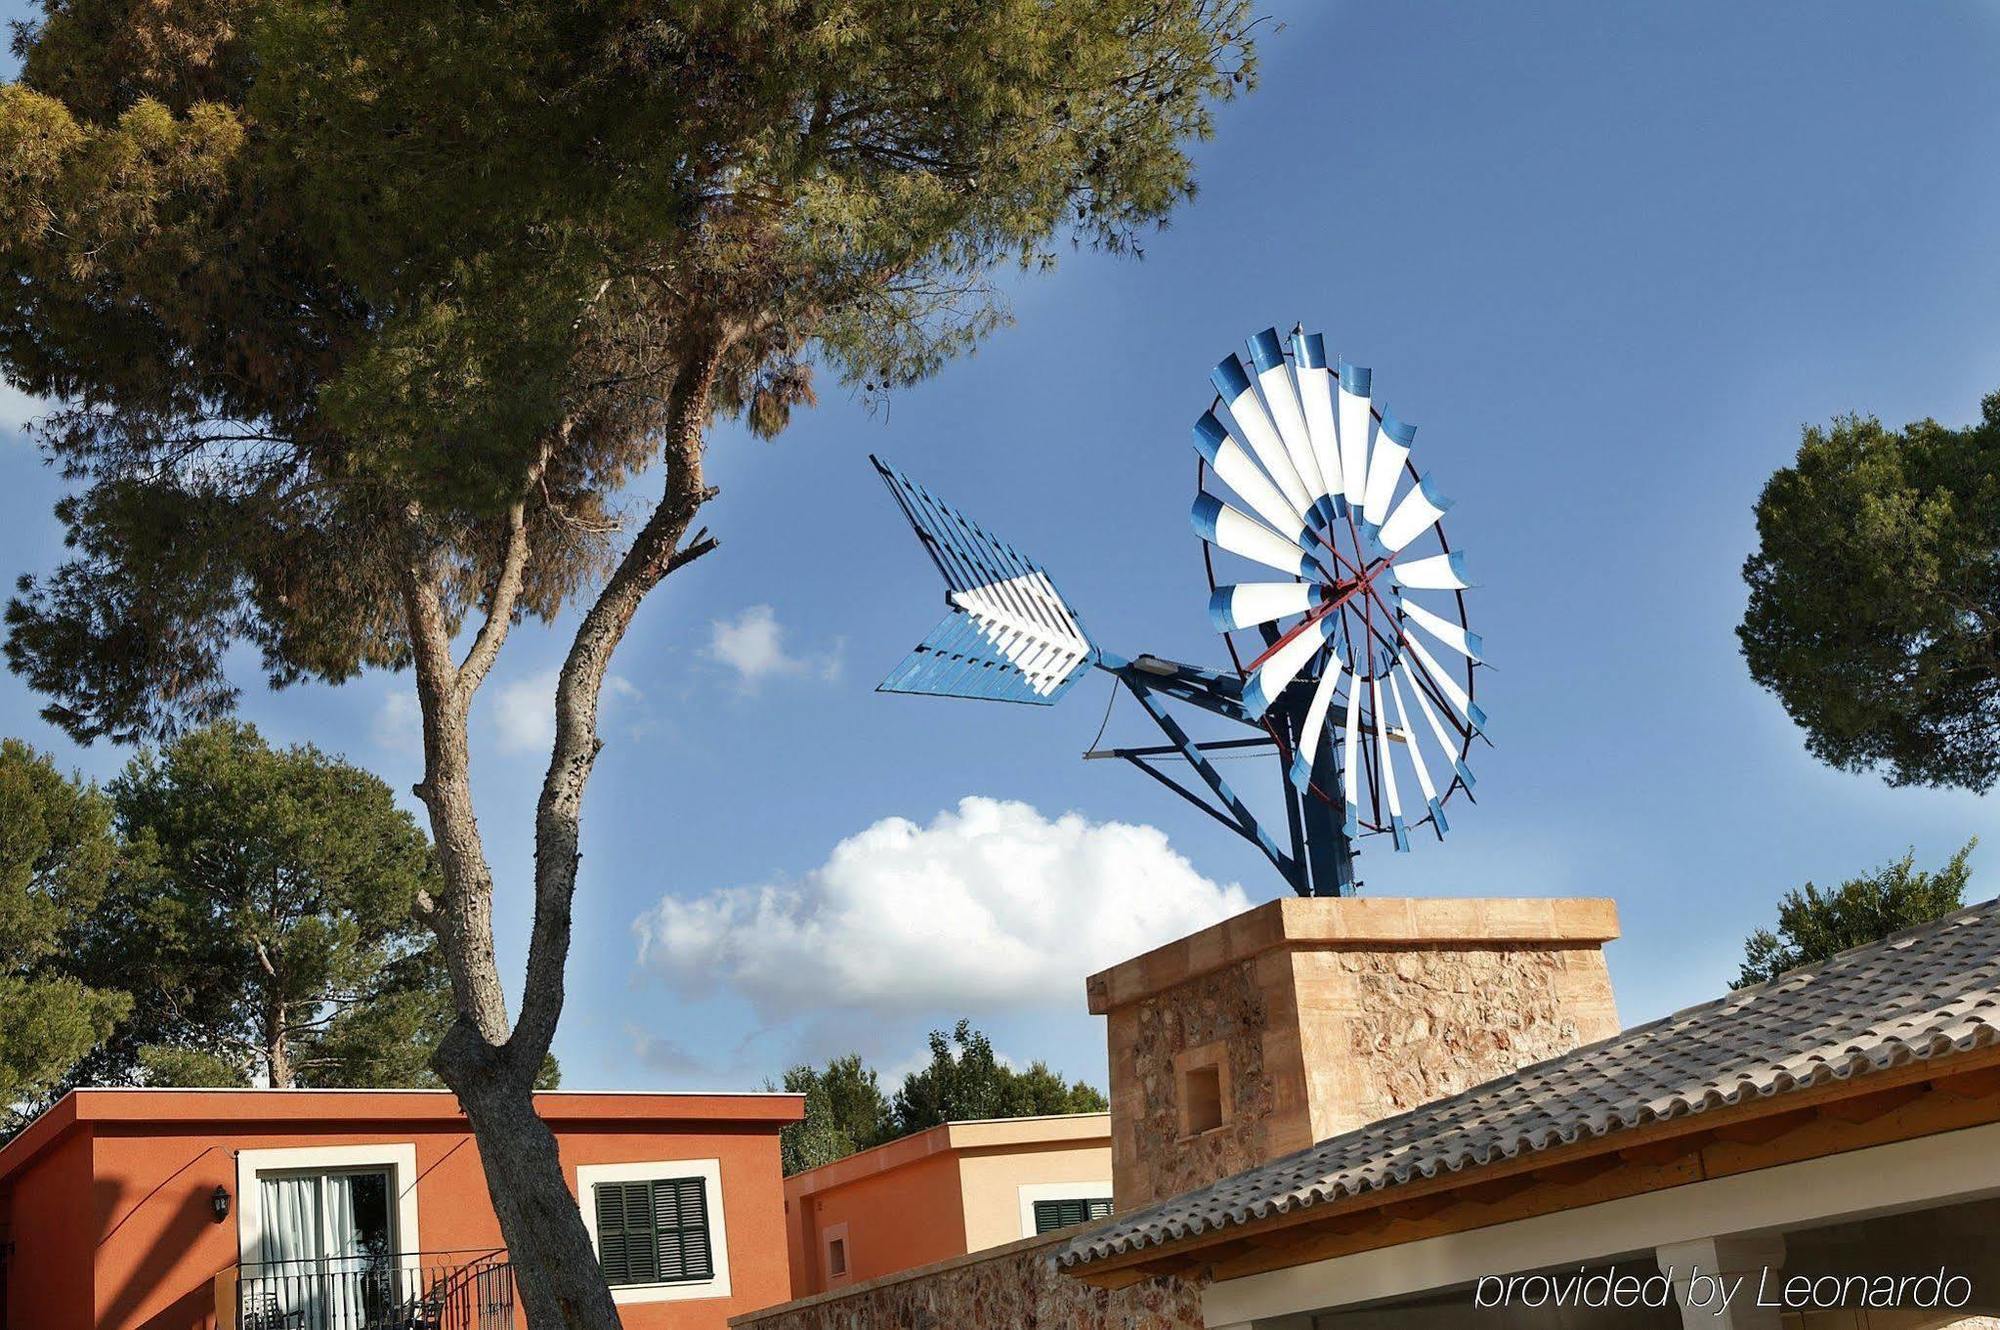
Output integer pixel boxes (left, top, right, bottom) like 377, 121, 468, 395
210, 1185, 231, 1223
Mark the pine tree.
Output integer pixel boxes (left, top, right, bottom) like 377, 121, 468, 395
1, 3, 1254, 1317
0, 741, 130, 1123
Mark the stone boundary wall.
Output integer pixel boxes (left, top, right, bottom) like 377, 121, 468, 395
729, 1226, 1203, 1330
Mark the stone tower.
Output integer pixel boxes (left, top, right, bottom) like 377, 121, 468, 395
1088, 896, 1621, 1211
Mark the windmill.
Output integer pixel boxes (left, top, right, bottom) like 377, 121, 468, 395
872, 325, 1485, 897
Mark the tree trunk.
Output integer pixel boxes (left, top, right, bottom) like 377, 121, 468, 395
263, 990, 292, 1088
407, 340, 725, 1329
455, 1068, 623, 1326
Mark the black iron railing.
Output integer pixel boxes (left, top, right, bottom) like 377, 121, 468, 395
235, 1250, 514, 1330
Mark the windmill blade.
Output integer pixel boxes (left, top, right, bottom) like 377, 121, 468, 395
1375, 472, 1454, 554
1191, 494, 1320, 580
1360, 412, 1415, 533
1288, 656, 1346, 793
1399, 658, 1476, 790
1337, 361, 1374, 518
1390, 549, 1472, 592
1399, 595, 1483, 660
1194, 411, 1311, 542
1242, 615, 1336, 718
1371, 677, 1409, 851
1212, 354, 1316, 519
874, 457, 1094, 705
1340, 670, 1363, 836
1291, 330, 1344, 523
1403, 630, 1487, 731
1210, 581, 1325, 633
1248, 328, 1329, 513
1389, 669, 1447, 836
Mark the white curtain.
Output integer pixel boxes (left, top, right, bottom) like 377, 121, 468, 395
258, 1174, 325, 1327
321, 1173, 370, 1330
256, 1172, 382, 1330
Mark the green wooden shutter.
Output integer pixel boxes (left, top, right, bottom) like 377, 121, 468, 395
594, 1183, 635, 1285
653, 1177, 714, 1282
593, 1177, 715, 1286
1033, 1199, 1082, 1233
1033, 1197, 1112, 1234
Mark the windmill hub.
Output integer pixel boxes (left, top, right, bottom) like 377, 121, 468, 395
873, 324, 1487, 898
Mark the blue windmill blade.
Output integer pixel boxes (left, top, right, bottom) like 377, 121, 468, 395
873, 457, 1096, 705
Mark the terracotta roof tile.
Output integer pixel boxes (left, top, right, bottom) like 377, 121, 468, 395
1062, 898, 2000, 1267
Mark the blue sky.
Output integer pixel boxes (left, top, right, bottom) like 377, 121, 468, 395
3, 3, 1997, 1095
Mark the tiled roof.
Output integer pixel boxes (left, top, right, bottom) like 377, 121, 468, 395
1063, 897, 2000, 1268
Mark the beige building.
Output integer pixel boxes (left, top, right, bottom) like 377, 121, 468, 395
739, 895, 2000, 1330
783, 1112, 1112, 1296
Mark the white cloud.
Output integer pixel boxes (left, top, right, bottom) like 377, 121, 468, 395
634, 797, 1251, 1018
372, 689, 423, 755
488, 667, 641, 755
704, 604, 841, 690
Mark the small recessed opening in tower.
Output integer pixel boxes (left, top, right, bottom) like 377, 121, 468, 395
1183, 1064, 1224, 1135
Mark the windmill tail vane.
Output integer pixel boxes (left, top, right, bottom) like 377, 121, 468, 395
869, 323, 1487, 899
871, 457, 1100, 706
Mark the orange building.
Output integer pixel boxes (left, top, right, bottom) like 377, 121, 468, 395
782, 1113, 1111, 1297
0, 1087, 803, 1330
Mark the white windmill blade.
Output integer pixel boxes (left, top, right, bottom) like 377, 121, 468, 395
1290, 330, 1343, 523
1191, 493, 1320, 580
1288, 655, 1346, 794
1360, 411, 1415, 532
1375, 472, 1454, 554
1403, 630, 1487, 731
1193, 410, 1311, 542
1390, 549, 1472, 592
1370, 677, 1409, 851
1399, 658, 1477, 790
1336, 361, 1374, 517
1399, 595, 1483, 660
1389, 669, 1447, 835
1211, 354, 1316, 520
1241, 615, 1335, 718
1248, 328, 1328, 514
1340, 671, 1363, 835
1209, 581, 1325, 632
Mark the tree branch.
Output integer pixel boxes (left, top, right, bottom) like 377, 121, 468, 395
398, 505, 511, 1050
508, 334, 728, 1076
456, 431, 558, 698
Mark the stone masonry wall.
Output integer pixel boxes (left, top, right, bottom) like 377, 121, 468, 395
1109, 948, 1298, 1213
1298, 940, 1622, 1142
729, 1228, 1203, 1330
1109, 926, 1620, 1209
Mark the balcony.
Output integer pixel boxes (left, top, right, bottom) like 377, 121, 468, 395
220, 1250, 515, 1330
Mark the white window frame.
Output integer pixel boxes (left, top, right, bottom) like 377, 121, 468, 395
575, 1157, 731, 1305
1017, 1180, 1115, 1239
235, 1142, 423, 1270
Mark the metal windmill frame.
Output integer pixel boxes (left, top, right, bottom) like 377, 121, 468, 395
871, 326, 1486, 899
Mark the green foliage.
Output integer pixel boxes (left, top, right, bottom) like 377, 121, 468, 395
1, 0, 1256, 745
1739, 397, 2000, 791
1735, 841, 1976, 988
890, 1019, 1108, 1138
135, 1044, 248, 1088
774, 1024, 1108, 1174
79, 720, 451, 1087
778, 1053, 892, 1176
0, 740, 131, 1113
